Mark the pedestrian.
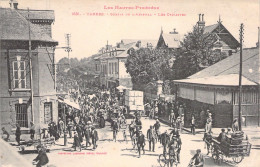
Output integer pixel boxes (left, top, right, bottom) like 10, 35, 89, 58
189, 149, 204, 167
168, 138, 178, 167
67, 119, 73, 138
191, 115, 196, 135
112, 120, 119, 142
33, 145, 49, 167
15, 124, 21, 145
2, 127, 10, 142
205, 117, 212, 134
160, 130, 170, 156
175, 134, 182, 163
76, 124, 83, 143
30, 121, 35, 140
169, 110, 176, 127
146, 126, 156, 152
73, 132, 81, 151
84, 125, 91, 147
58, 117, 64, 136
154, 119, 161, 142
137, 130, 145, 158
232, 118, 239, 132
91, 127, 98, 150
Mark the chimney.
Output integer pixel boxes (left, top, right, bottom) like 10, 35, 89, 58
9, 0, 18, 9
170, 28, 178, 34
136, 41, 141, 48
197, 13, 205, 30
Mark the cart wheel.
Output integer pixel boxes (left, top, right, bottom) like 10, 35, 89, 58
232, 156, 244, 164
159, 154, 167, 167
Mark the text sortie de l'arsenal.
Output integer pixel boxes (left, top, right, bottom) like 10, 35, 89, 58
104, 5, 160, 10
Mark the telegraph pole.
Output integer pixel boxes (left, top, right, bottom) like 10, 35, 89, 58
65, 34, 72, 68
238, 23, 244, 131
28, 8, 34, 123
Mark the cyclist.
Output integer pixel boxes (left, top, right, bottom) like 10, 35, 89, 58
189, 149, 204, 167
168, 138, 178, 167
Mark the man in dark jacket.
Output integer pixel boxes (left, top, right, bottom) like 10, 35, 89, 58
112, 120, 119, 142
91, 127, 98, 150
161, 130, 170, 157
154, 119, 161, 142
137, 130, 145, 158
74, 132, 81, 151
84, 126, 92, 147
146, 126, 156, 152
33, 145, 49, 167
15, 124, 21, 146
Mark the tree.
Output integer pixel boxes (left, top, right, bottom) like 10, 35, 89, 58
172, 26, 227, 79
125, 47, 174, 90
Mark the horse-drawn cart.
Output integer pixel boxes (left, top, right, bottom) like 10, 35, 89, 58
211, 137, 251, 164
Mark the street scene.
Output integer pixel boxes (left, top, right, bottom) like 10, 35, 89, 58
0, 0, 260, 167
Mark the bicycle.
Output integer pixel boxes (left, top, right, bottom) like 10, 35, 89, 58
158, 152, 178, 167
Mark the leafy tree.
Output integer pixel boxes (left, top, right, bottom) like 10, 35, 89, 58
172, 26, 227, 79
125, 48, 174, 90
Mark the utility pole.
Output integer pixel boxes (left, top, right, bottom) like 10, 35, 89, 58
238, 23, 244, 131
28, 8, 34, 123
65, 34, 72, 68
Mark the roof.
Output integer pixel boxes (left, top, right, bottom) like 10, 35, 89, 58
204, 24, 218, 34
121, 39, 158, 48
17, 9, 55, 20
161, 33, 180, 48
174, 74, 257, 86
189, 47, 259, 84
0, 8, 57, 44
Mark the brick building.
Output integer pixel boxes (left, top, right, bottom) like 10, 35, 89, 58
0, 5, 58, 132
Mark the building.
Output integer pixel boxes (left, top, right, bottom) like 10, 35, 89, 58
0, 4, 58, 132
197, 14, 240, 56
156, 28, 180, 49
95, 39, 157, 89
173, 47, 259, 128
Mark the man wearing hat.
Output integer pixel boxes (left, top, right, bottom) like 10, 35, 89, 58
73, 132, 81, 151
33, 145, 49, 167
153, 119, 161, 142
189, 149, 204, 167
84, 125, 92, 147
30, 121, 35, 140
137, 130, 145, 158
91, 127, 98, 150
160, 130, 170, 157
217, 128, 227, 143
146, 125, 156, 152
170, 124, 179, 139
169, 110, 176, 127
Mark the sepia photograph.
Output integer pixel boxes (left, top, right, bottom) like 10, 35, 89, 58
0, 0, 260, 166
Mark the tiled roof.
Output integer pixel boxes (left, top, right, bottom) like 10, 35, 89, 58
17, 9, 55, 20
161, 33, 180, 48
189, 47, 259, 84
0, 8, 57, 44
174, 74, 257, 86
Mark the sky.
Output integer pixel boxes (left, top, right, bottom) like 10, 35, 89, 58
0, 0, 259, 61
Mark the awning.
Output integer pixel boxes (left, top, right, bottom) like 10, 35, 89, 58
58, 99, 80, 110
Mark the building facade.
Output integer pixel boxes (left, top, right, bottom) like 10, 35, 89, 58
0, 6, 58, 132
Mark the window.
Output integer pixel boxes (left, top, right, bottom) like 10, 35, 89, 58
13, 56, 26, 89
112, 63, 114, 74
15, 104, 28, 127
44, 102, 53, 124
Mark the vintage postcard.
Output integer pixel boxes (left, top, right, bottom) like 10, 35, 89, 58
0, 0, 260, 166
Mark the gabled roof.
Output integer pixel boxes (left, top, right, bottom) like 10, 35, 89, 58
174, 74, 257, 86
159, 33, 180, 48
189, 47, 259, 84
0, 8, 57, 44
204, 24, 218, 34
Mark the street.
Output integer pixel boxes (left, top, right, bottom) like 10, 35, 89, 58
14, 117, 260, 167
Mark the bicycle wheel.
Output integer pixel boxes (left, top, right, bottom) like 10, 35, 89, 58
159, 154, 167, 167
232, 156, 244, 164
